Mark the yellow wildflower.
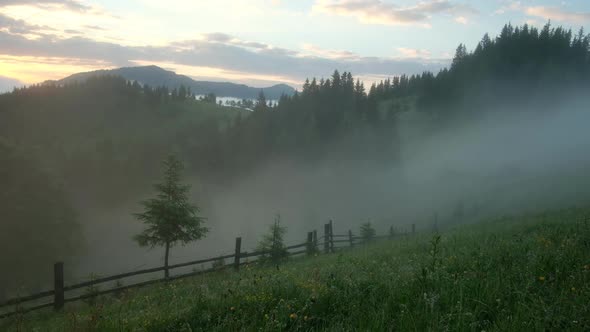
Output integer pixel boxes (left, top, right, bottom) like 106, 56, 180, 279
230, 306, 235, 311
289, 313, 297, 319
538, 276, 545, 281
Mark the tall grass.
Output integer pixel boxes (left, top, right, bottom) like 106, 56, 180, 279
3, 208, 589, 331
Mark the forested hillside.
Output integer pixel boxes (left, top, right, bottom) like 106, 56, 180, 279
225, 23, 590, 168
0, 76, 248, 201
1, 22, 589, 296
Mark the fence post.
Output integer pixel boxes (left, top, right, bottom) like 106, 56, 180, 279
234, 237, 241, 271
53, 262, 64, 311
329, 220, 334, 253
324, 223, 330, 254
307, 232, 314, 255
348, 229, 354, 247
412, 223, 415, 235
313, 230, 318, 252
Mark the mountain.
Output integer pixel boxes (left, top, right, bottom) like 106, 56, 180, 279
53, 65, 296, 100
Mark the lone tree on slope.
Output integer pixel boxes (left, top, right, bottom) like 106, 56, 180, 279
134, 155, 208, 278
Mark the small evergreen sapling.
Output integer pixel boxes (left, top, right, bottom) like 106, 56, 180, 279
257, 214, 288, 264
360, 221, 376, 241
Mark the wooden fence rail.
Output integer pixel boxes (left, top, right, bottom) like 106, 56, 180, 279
63, 266, 168, 292
0, 221, 417, 319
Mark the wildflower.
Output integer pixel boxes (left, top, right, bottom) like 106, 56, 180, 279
571, 287, 576, 292
230, 306, 235, 311
538, 276, 545, 281
289, 313, 297, 319
304, 316, 308, 321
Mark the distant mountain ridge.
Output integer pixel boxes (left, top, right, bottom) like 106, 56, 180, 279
52, 65, 296, 100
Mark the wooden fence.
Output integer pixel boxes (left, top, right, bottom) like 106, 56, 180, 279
0, 221, 416, 319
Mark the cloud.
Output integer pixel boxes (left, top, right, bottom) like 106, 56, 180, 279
203, 32, 233, 43
301, 43, 361, 60
0, 29, 448, 86
0, 13, 51, 35
175, 35, 297, 56
0, 0, 123, 48
396, 47, 432, 59
454, 16, 468, 25
494, 1, 521, 15
0, 32, 141, 66
525, 6, 590, 25
0, 0, 91, 12
495, 2, 590, 25
312, 0, 477, 27
0, 54, 113, 83
83, 24, 105, 31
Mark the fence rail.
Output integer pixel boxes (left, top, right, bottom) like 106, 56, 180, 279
0, 290, 55, 307
63, 266, 167, 292
0, 221, 417, 319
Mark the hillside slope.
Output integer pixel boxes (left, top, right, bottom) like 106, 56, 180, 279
2, 207, 589, 331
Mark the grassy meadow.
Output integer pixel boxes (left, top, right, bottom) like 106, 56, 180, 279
3, 207, 590, 331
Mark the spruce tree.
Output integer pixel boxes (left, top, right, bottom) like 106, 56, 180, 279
134, 155, 208, 278
254, 90, 268, 112
257, 214, 288, 264
360, 221, 376, 241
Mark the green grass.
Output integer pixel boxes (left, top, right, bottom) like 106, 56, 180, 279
3, 207, 590, 331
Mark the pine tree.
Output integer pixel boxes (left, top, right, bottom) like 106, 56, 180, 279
452, 43, 468, 68
178, 85, 187, 100
254, 90, 268, 112
134, 155, 208, 278
331, 70, 341, 90
257, 214, 288, 264
360, 221, 376, 241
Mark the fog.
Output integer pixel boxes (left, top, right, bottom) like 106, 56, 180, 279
64, 91, 590, 285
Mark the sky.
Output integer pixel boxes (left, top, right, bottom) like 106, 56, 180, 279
0, 0, 589, 90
